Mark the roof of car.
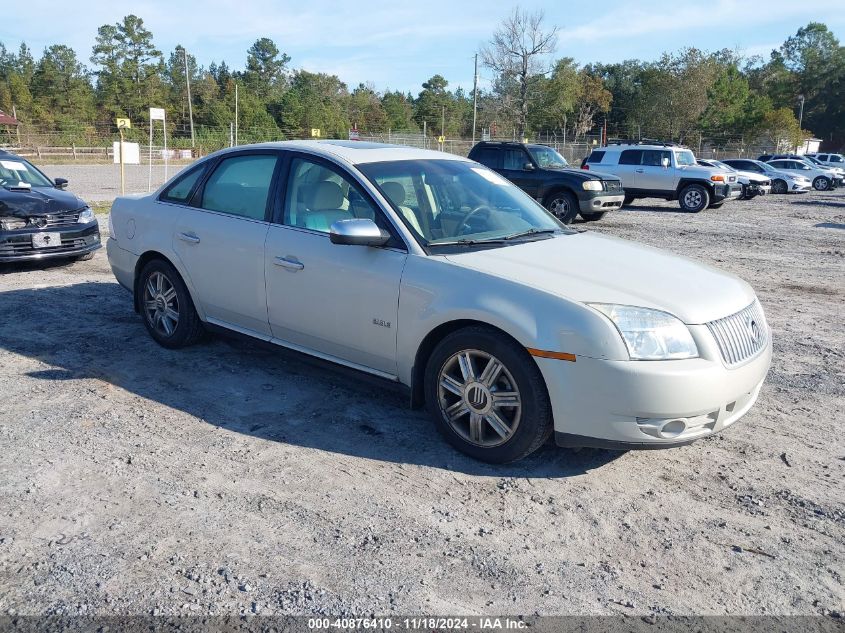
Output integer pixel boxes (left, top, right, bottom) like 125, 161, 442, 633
214, 140, 472, 166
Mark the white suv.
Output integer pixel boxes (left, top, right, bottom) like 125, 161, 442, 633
583, 143, 742, 212
807, 152, 845, 169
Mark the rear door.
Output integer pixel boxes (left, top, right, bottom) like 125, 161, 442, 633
614, 149, 643, 189
172, 151, 280, 336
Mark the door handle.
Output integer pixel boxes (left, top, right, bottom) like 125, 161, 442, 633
177, 232, 200, 244
274, 256, 304, 271
635, 168, 644, 173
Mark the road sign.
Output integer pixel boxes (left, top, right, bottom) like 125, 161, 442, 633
437, 135, 445, 143
311, 128, 321, 138
149, 107, 166, 121
116, 118, 131, 129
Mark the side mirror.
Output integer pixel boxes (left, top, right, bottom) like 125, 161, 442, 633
523, 162, 535, 171
329, 218, 390, 247
661, 157, 670, 169
54, 178, 68, 189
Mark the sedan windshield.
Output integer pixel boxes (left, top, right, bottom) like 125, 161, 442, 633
0, 158, 54, 188
358, 159, 567, 248
528, 146, 569, 169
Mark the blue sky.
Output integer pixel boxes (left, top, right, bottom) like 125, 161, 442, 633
2, 0, 844, 94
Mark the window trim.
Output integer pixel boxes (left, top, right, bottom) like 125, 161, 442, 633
191, 149, 284, 222
272, 151, 408, 251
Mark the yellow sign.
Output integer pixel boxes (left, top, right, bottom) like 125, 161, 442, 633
311, 128, 321, 138
116, 118, 131, 129
437, 135, 445, 143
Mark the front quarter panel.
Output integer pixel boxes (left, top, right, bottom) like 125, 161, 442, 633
396, 254, 628, 386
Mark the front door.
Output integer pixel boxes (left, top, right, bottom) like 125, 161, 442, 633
499, 148, 541, 198
172, 151, 280, 336
637, 149, 674, 192
264, 155, 407, 375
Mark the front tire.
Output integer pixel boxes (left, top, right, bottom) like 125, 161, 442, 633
622, 195, 635, 207
137, 259, 204, 349
813, 176, 831, 191
543, 190, 579, 224
580, 211, 606, 222
423, 326, 553, 463
772, 179, 788, 194
679, 184, 709, 212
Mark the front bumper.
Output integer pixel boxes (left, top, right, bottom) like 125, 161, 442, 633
713, 183, 743, 202
0, 222, 101, 262
538, 329, 772, 449
578, 193, 624, 213
746, 183, 771, 196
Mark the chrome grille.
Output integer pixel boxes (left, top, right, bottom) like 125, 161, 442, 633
29, 212, 81, 228
706, 301, 769, 366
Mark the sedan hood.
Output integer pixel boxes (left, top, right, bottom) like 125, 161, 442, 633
0, 186, 86, 217
736, 170, 769, 183
444, 233, 755, 324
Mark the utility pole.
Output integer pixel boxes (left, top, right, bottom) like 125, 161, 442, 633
471, 53, 478, 145
183, 47, 195, 148
441, 105, 445, 138
234, 83, 239, 146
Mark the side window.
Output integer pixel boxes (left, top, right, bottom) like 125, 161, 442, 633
472, 148, 499, 168
283, 157, 393, 237
502, 149, 529, 170
586, 150, 605, 163
160, 164, 206, 204
200, 154, 278, 220
619, 149, 643, 165
642, 150, 670, 166
832, 155, 843, 163
817, 154, 828, 161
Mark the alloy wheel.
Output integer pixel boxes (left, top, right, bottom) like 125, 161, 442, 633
548, 196, 570, 217
437, 349, 522, 447
683, 190, 702, 209
143, 271, 180, 337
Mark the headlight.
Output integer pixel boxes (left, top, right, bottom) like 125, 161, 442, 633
590, 304, 699, 360
582, 180, 603, 191
77, 207, 95, 224
0, 216, 27, 231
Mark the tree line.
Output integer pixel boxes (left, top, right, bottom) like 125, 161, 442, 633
0, 10, 842, 151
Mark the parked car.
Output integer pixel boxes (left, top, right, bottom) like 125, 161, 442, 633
721, 159, 812, 194
802, 154, 845, 185
807, 152, 845, 168
697, 159, 771, 199
582, 143, 742, 212
0, 149, 100, 263
765, 158, 838, 191
107, 140, 772, 463
467, 141, 623, 223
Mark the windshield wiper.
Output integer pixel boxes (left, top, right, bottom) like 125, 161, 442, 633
429, 237, 508, 247
500, 228, 558, 240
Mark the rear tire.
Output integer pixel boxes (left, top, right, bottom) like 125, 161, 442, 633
137, 259, 204, 349
678, 184, 709, 212
423, 326, 553, 463
772, 179, 788, 194
580, 211, 606, 222
812, 176, 830, 191
543, 190, 579, 224
622, 195, 635, 207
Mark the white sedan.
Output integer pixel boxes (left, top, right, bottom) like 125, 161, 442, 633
107, 141, 772, 463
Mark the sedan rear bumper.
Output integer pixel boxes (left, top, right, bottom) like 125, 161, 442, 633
0, 222, 101, 262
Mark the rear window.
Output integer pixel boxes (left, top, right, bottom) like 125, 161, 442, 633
619, 149, 642, 165
586, 150, 605, 163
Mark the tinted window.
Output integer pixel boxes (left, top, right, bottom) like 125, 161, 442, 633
503, 149, 529, 170
619, 150, 642, 165
283, 157, 390, 236
160, 164, 206, 203
472, 148, 499, 168
642, 150, 671, 166
817, 154, 828, 161
586, 150, 605, 163
200, 154, 278, 220
831, 155, 843, 163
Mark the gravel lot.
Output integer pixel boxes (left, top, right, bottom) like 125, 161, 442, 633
0, 185, 843, 618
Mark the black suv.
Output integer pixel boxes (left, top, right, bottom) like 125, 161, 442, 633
468, 142, 624, 223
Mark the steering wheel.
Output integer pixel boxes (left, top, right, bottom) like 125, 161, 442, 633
457, 205, 493, 235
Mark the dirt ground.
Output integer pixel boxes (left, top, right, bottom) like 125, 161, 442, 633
0, 186, 843, 618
